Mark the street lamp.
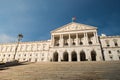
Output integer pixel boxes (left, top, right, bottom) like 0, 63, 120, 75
13, 34, 23, 60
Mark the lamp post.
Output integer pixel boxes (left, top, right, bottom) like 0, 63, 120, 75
13, 34, 23, 60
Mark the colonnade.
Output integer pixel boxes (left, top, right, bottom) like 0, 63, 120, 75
51, 32, 98, 47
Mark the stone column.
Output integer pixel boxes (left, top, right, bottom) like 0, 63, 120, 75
93, 32, 96, 44
84, 33, 88, 45
58, 53, 61, 62
52, 35, 55, 47
69, 53, 71, 62
84, 33, 86, 45
95, 32, 99, 43
93, 32, 97, 44
60, 34, 63, 47
77, 52, 80, 62
76, 33, 79, 46
86, 33, 88, 45
86, 50, 91, 61
69, 34, 71, 47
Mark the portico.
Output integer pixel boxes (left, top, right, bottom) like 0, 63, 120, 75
52, 32, 98, 47
50, 22, 103, 62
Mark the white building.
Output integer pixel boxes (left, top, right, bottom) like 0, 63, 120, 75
0, 22, 120, 62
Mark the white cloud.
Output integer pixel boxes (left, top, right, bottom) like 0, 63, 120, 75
0, 34, 16, 43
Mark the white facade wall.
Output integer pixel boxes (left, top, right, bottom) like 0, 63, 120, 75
0, 41, 50, 62
100, 36, 120, 61
0, 22, 120, 62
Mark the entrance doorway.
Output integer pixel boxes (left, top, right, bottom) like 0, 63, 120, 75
80, 51, 86, 61
63, 52, 69, 61
71, 51, 77, 61
91, 50, 96, 61
53, 52, 58, 61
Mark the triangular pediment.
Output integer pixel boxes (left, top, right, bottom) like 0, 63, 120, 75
51, 22, 97, 33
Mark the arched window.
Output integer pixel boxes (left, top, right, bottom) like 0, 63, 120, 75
113, 39, 118, 47
91, 50, 96, 61
53, 52, 58, 62
63, 52, 69, 61
71, 51, 77, 61
80, 51, 86, 61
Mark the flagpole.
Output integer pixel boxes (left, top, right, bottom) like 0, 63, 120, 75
72, 17, 76, 22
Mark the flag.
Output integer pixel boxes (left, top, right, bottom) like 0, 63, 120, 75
72, 17, 76, 22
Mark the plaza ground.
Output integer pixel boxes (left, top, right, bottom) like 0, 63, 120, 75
0, 61, 120, 80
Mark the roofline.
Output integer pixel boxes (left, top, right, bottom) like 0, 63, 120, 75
100, 35, 120, 39
50, 22, 97, 33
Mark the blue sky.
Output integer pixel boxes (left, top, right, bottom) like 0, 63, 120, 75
0, 0, 120, 43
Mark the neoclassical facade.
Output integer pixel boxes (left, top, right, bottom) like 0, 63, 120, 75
0, 22, 120, 62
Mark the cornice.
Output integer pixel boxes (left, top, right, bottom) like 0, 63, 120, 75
0, 40, 51, 45
100, 35, 120, 39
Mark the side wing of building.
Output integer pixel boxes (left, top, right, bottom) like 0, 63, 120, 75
100, 35, 120, 61
0, 40, 51, 62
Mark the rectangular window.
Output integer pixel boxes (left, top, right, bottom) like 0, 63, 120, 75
119, 56, 120, 60
8, 54, 10, 57
110, 56, 113, 60
108, 51, 111, 54
117, 50, 120, 54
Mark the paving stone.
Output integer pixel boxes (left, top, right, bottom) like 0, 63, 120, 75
0, 61, 120, 80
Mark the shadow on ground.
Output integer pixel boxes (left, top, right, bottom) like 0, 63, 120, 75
0, 60, 32, 71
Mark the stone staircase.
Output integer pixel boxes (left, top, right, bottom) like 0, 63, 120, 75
0, 61, 120, 80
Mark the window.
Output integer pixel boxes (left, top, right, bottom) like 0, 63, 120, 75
113, 39, 118, 47
55, 38, 59, 46
108, 51, 111, 54
8, 54, 10, 57
3, 54, 5, 57
107, 44, 110, 47
24, 54, 26, 56
29, 58, 31, 61
89, 41, 92, 45
65, 43, 68, 46
30, 54, 32, 56
19, 54, 21, 57
110, 56, 113, 60
79, 42, 83, 45
36, 54, 38, 56
35, 58, 37, 62
72, 42, 75, 45
105, 40, 110, 47
117, 50, 120, 53
119, 56, 120, 60
115, 43, 118, 47
64, 39, 68, 46
42, 53, 44, 56
72, 39, 75, 45
41, 58, 44, 61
